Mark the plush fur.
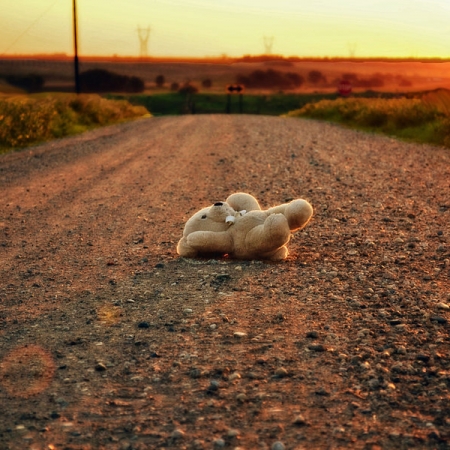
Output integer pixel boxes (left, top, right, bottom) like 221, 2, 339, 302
177, 192, 313, 261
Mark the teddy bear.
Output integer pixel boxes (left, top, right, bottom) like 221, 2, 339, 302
177, 192, 313, 261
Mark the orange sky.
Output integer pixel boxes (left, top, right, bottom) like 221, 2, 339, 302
2, 0, 450, 58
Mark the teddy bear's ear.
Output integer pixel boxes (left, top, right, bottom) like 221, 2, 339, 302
226, 193, 261, 212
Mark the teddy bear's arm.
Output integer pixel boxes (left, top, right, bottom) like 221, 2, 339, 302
186, 231, 233, 255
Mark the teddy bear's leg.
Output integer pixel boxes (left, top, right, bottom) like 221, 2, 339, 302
267, 246, 289, 261
245, 214, 291, 255
177, 237, 198, 258
268, 200, 313, 232
226, 193, 261, 212
285, 199, 313, 231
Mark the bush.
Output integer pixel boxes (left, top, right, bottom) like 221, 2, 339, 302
5, 74, 45, 92
0, 94, 149, 150
79, 69, 145, 93
286, 96, 447, 147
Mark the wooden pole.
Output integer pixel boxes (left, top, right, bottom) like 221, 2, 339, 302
73, 0, 80, 94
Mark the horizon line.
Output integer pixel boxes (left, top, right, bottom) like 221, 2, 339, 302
1, 54, 450, 63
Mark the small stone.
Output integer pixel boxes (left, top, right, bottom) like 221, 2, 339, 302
389, 319, 402, 326
126, 298, 135, 303
293, 414, 308, 425
315, 387, 330, 396
430, 316, 448, 324
171, 429, 185, 439
306, 331, 319, 338
236, 393, 247, 402
233, 331, 247, 338
213, 438, 226, 448
190, 368, 202, 379
274, 367, 288, 378
138, 321, 150, 329
183, 308, 193, 315
228, 372, 241, 381
437, 302, 449, 310
95, 362, 107, 372
208, 380, 220, 392
271, 442, 285, 450
416, 353, 431, 363
210, 324, 217, 330
227, 429, 240, 438
396, 345, 407, 355
308, 344, 326, 352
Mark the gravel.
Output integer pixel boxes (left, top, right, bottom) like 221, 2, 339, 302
0, 114, 449, 448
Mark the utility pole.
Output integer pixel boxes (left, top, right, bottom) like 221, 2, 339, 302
73, 0, 80, 93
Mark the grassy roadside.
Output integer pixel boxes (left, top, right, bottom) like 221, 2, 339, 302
111, 91, 403, 116
0, 94, 149, 153
285, 92, 450, 148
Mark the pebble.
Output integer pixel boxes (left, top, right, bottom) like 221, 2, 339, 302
430, 316, 448, 324
183, 308, 193, 315
227, 429, 240, 437
228, 372, 241, 381
95, 363, 107, 372
293, 414, 308, 425
306, 331, 319, 338
234, 331, 247, 338
236, 393, 247, 402
138, 321, 150, 329
437, 302, 449, 310
308, 344, 327, 352
208, 380, 220, 392
274, 367, 288, 378
271, 442, 285, 450
213, 438, 226, 448
315, 387, 330, 396
171, 429, 185, 439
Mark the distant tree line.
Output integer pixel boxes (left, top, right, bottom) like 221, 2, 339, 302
236, 69, 304, 89
5, 74, 45, 92
79, 69, 145, 93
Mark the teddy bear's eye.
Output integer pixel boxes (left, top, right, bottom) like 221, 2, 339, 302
201, 214, 207, 219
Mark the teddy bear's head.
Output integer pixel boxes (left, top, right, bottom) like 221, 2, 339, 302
182, 201, 237, 237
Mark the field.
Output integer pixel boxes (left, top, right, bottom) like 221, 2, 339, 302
2, 57, 450, 95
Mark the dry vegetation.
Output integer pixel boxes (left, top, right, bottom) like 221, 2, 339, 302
0, 94, 148, 150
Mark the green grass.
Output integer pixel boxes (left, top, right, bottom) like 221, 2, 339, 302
110, 91, 405, 117
0, 94, 149, 153
285, 95, 450, 148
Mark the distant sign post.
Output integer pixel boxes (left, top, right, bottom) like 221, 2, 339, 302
226, 84, 245, 113
338, 80, 352, 97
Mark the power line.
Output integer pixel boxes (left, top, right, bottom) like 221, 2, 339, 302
1, 0, 60, 55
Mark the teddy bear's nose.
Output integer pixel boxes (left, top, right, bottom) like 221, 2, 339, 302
214, 202, 223, 206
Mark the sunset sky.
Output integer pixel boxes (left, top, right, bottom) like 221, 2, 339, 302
2, 0, 450, 58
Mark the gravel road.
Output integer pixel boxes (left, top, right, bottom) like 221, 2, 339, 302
0, 115, 449, 449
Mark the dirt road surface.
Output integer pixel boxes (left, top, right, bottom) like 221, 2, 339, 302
0, 115, 449, 449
